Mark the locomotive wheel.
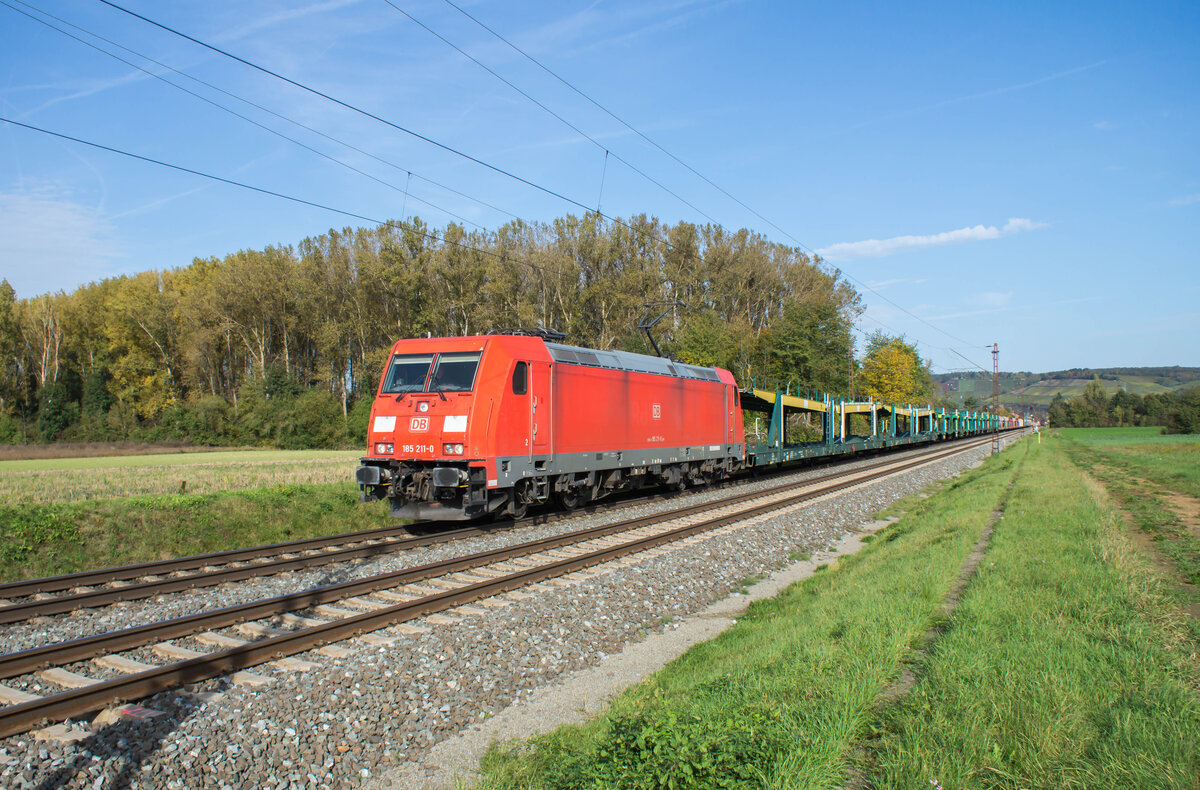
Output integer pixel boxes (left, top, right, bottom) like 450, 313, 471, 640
507, 497, 528, 520
555, 489, 584, 511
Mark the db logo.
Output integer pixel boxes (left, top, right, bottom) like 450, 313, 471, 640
409, 416, 430, 432
652, 403, 661, 420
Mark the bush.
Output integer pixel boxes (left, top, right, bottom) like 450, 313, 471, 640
348, 395, 373, 446
1165, 386, 1200, 434
276, 388, 348, 449
531, 701, 788, 790
37, 381, 79, 442
0, 412, 24, 444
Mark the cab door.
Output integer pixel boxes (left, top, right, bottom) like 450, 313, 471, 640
530, 360, 552, 458
510, 361, 531, 459
725, 384, 736, 445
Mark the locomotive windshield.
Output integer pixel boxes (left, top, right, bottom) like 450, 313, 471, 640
429, 352, 481, 392
381, 353, 434, 394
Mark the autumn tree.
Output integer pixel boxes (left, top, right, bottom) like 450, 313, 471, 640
1, 213, 867, 448
858, 331, 935, 405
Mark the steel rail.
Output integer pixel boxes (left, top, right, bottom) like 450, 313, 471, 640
0, 437, 991, 680
0, 436, 998, 736
0, 529, 475, 624
0, 523, 485, 599
1, 432, 1003, 599
0, 435, 994, 623
0, 438, 988, 680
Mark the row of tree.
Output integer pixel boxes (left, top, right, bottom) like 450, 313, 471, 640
1, 214, 947, 448
1047, 379, 1200, 433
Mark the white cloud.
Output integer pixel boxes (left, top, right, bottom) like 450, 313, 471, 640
816, 218, 1047, 261
1166, 193, 1200, 207
0, 184, 122, 297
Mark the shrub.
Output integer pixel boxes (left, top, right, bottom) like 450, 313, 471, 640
1164, 386, 1200, 434
537, 701, 786, 790
37, 381, 79, 442
276, 388, 348, 449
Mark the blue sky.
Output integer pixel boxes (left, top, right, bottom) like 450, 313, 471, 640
0, 0, 1197, 375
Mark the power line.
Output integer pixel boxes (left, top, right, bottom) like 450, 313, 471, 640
440, 0, 987, 351
84, 1, 986, 360
9, 0, 521, 225
946, 346, 989, 373
439, 0, 787, 241
95, 0, 729, 276
2, 0, 489, 231
0, 116, 541, 274
97, 0, 615, 223
381, 0, 723, 227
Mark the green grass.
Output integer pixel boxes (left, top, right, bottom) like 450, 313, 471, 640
0, 449, 364, 505
478, 444, 1026, 790
1058, 430, 1200, 588
872, 435, 1199, 789
1060, 427, 1200, 499
0, 482, 393, 582
1095, 444, 1200, 500
478, 433, 1198, 789
1059, 426, 1199, 447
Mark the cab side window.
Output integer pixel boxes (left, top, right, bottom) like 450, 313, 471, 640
512, 362, 527, 395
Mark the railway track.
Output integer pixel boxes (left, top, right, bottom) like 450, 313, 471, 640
0, 435, 996, 738
0, 436, 987, 624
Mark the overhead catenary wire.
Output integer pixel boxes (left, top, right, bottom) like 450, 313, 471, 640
9, 0, 520, 226
381, 0, 724, 227
95, 0, 761, 283
945, 346, 990, 374
60, 1, 982, 367
439, 0, 988, 352
0, 116, 543, 274
95, 0, 659, 246
1, 0, 489, 232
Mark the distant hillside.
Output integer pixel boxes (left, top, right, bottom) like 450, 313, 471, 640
932, 366, 1200, 416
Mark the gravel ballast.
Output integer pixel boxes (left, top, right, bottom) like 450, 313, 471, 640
0, 436, 1019, 789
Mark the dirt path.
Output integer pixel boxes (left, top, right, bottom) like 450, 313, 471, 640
842, 462, 1021, 789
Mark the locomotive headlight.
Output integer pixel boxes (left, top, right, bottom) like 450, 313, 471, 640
418, 401, 430, 413
375, 442, 394, 454
442, 443, 465, 456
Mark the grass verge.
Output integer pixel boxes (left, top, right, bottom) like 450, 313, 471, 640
871, 433, 1199, 788
477, 444, 1025, 789
0, 483, 392, 582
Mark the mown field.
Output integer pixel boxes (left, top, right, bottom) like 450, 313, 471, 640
479, 433, 1199, 789
1060, 427, 1200, 593
0, 449, 363, 506
0, 449, 389, 582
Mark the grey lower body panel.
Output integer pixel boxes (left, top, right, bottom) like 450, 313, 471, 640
492, 444, 744, 488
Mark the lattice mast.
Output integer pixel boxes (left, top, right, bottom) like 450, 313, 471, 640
991, 343, 1000, 455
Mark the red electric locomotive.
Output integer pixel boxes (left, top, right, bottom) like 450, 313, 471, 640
356, 332, 744, 520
